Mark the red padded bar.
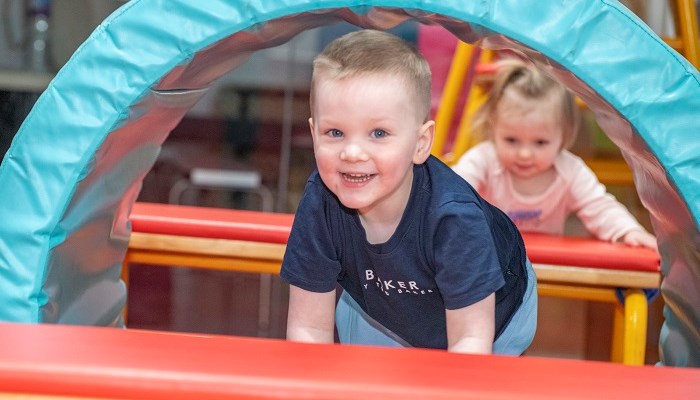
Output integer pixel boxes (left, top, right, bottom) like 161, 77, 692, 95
522, 232, 659, 273
129, 203, 659, 273
130, 202, 294, 244
0, 322, 696, 400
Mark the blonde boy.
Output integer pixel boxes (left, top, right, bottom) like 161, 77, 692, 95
281, 30, 537, 354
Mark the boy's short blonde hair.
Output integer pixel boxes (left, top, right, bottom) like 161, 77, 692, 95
472, 59, 581, 150
310, 29, 432, 122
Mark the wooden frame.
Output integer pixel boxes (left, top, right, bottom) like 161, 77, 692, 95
123, 203, 660, 365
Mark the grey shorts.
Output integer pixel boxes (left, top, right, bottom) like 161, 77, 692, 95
335, 259, 538, 355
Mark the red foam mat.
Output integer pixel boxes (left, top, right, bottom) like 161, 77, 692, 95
0, 323, 695, 400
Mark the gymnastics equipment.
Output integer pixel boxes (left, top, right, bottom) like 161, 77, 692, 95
124, 202, 659, 365
430, 41, 494, 164
0, 0, 698, 367
1, 322, 698, 399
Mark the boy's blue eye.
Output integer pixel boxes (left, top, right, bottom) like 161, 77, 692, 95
371, 129, 388, 138
328, 129, 343, 138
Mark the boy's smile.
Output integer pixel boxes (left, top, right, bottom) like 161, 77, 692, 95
341, 173, 374, 185
310, 72, 433, 220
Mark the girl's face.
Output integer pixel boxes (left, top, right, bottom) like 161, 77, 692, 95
309, 72, 434, 218
492, 91, 563, 179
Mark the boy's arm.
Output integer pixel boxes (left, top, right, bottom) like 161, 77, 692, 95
286, 285, 336, 344
445, 293, 495, 354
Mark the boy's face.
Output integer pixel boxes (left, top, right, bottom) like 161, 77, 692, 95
309, 72, 434, 217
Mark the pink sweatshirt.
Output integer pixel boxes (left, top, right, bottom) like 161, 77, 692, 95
452, 142, 647, 242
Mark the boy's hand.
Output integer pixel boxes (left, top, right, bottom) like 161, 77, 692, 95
621, 230, 658, 252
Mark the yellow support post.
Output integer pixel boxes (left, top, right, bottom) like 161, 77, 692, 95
675, 0, 700, 67
432, 42, 476, 161
446, 50, 494, 165
623, 289, 648, 365
611, 303, 625, 363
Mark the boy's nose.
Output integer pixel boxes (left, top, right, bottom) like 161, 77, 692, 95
340, 143, 369, 162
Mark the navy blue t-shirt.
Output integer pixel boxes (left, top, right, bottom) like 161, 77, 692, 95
281, 156, 527, 349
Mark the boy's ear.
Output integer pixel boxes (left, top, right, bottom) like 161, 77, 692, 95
308, 117, 316, 144
413, 120, 435, 164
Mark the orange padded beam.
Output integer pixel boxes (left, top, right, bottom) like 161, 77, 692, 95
126, 203, 659, 366
130, 202, 294, 244
129, 203, 659, 274
0, 322, 697, 400
522, 232, 659, 273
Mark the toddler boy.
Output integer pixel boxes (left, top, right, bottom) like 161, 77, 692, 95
281, 29, 537, 354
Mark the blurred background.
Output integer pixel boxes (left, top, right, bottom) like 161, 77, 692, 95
1, 0, 696, 364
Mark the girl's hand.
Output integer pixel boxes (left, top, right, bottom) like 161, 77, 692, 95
621, 230, 658, 252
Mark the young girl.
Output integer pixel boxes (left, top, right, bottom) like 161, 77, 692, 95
452, 60, 657, 250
